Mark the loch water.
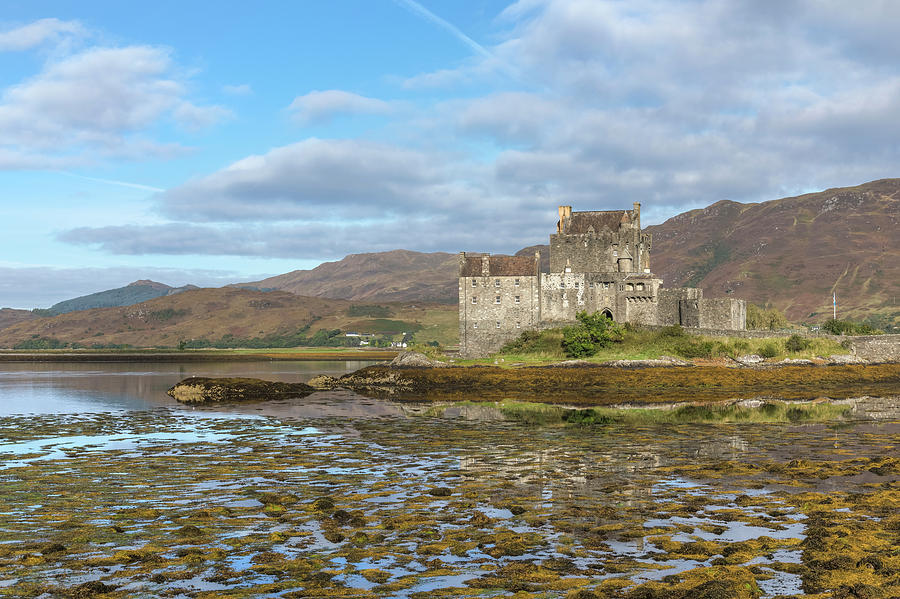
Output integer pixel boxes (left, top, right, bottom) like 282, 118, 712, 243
0, 362, 897, 598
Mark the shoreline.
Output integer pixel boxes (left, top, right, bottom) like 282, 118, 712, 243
329, 362, 900, 405
0, 349, 399, 362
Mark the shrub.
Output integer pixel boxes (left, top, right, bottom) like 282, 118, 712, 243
784, 334, 812, 353
822, 318, 882, 336
747, 304, 789, 330
561, 311, 624, 358
673, 339, 716, 358
759, 342, 781, 358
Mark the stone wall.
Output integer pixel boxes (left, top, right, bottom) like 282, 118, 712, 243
459, 274, 540, 357
699, 298, 747, 330
848, 335, 900, 361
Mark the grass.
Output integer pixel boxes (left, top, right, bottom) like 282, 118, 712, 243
455, 325, 849, 367
457, 398, 854, 426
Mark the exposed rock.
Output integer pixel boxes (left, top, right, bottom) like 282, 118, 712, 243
167, 376, 314, 404
307, 375, 339, 389
779, 358, 815, 365
826, 354, 868, 365
737, 354, 764, 364
389, 351, 448, 368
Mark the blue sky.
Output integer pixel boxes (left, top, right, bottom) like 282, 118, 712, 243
2, 1, 900, 308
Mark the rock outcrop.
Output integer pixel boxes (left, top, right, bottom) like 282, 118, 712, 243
167, 377, 315, 404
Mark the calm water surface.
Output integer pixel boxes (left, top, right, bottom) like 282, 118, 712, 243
0, 360, 379, 415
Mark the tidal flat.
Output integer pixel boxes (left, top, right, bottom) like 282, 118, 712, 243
1, 387, 899, 598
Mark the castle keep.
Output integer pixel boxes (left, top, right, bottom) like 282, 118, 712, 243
459, 203, 746, 356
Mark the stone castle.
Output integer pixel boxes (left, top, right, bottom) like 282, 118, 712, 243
458, 203, 746, 356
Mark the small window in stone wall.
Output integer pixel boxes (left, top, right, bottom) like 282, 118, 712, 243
574, 282, 579, 289
496, 321, 501, 328
516, 321, 521, 328
472, 279, 477, 287
495, 279, 501, 287
514, 278, 520, 286
636, 283, 645, 291
473, 322, 478, 329
560, 281, 565, 289
603, 282, 610, 289
626, 283, 634, 291
472, 296, 477, 304
495, 295, 501, 304
589, 282, 594, 288
514, 295, 520, 304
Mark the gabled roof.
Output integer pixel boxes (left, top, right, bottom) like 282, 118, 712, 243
459, 255, 537, 277
562, 210, 629, 234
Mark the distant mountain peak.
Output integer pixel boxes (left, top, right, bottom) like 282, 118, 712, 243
127, 280, 172, 290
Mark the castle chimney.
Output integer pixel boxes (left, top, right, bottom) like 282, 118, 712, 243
632, 202, 641, 227
557, 205, 572, 233
481, 254, 490, 277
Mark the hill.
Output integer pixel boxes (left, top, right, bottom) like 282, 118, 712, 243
645, 179, 900, 327
0, 308, 37, 331
0, 287, 458, 349
237, 249, 458, 303
37, 280, 198, 316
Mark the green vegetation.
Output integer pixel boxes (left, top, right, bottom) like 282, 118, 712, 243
147, 308, 189, 322
822, 318, 883, 335
492, 317, 848, 365
465, 398, 853, 426
561, 311, 624, 358
13, 336, 69, 350
347, 304, 392, 318
684, 240, 732, 287
746, 303, 789, 330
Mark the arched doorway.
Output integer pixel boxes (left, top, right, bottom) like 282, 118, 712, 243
601, 308, 614, 321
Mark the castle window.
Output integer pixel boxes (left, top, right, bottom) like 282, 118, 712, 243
472, 279, 477, 287
514, 296, 520, 304
589, 282, 594, 288
514, 278, 520, 286
472, 297, 477, 304
495, 295, 501, 304
636, 283, 645, 291
560, 281, 565, 289
496, 321, 501, 328
574, 282, 579, 289
516, 321, 521, 328
473, 322, 478, 329
613, 250, 618, 257
603, 283, 610, 289
626, 283, 634, 291
494, 279, 501, 287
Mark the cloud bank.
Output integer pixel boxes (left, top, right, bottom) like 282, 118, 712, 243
44, 1, 900, 261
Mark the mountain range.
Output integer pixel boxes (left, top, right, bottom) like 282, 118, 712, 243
1, 178, 897, 345
237, 179, 899, 326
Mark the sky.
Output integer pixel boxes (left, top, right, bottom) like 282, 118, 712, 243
2, 0, 899, 309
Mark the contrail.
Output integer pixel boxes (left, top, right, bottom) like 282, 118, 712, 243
56, 171, 165, 192
392, 0, 493, 59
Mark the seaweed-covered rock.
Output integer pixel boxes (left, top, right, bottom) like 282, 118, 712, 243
167, 377, 314, 404
389, 351, 448, 367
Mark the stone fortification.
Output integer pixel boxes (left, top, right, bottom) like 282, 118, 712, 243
459, 203, 746, 356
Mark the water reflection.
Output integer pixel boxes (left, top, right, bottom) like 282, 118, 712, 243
0, 361, 379, 416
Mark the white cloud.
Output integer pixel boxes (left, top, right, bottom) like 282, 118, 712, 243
288, 90, 394, 124
0, 38, 228, 169
0, 18, 85, 51
56, 0, 900, 260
